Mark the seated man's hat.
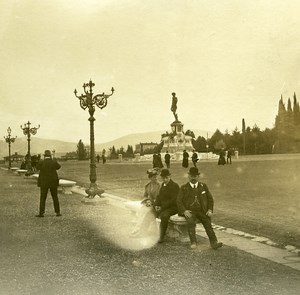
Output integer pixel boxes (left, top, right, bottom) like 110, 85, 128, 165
160, 169, 171, 177
188, 167, 200, 176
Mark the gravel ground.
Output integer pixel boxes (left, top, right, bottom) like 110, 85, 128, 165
0, 169, 299, 295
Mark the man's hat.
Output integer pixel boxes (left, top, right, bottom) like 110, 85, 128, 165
188, 167, 200, 176
160, 168, 171, 177
44, 150, 52, 157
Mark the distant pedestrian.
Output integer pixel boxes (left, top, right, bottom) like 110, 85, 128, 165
227, 149, 232, 164
182, 150, 189, 168
35, 150, 61, 217
157, 152, 164, 168
102, 154, 106, 164
96, 154, 100, 163
154, 169, 179, 243
20, 159, 26, 170
153, 153, 159, 168
191, 150, 199, 167
164, 151, 171, 169
218, 149, 226, 165
177, 167, 223, 250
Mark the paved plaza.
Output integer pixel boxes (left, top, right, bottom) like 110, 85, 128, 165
0, 168, 299, 295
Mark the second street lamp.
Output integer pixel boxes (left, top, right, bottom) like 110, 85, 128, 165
74, 80, 114, 200
4, 127, 17, 169
20, 121, 40, 175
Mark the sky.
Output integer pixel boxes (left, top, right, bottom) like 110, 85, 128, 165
1, 0, 300, 144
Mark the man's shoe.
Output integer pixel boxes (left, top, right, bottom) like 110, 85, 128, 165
35, 214, 44, 218
190, 243, 197, 249
211, 242, 223, 250
56, 213, 62, 217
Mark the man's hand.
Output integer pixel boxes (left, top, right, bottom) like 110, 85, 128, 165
206, 210, 213, 217
183, 210, 192, 218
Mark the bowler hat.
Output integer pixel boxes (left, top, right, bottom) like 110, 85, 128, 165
160, 169, 171, 177
188, 167, 200, 176
44, 150, 52, 157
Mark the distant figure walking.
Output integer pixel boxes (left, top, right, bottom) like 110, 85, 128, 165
164, 151, 171, 169
191, 150, 199, 167
102, 154, 106, 164
182, 150, 189, 168
157, 152, 164, 169
218, 149, 226, 165
227, 149, 232, 164
96, 154, 100, 163
36, 150, 61, 217
153, 153, 159, 169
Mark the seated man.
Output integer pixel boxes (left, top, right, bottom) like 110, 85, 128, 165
177, 167, 223, 250
154, 169, 179, 243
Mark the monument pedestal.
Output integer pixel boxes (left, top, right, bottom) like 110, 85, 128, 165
161, 120, 194, 153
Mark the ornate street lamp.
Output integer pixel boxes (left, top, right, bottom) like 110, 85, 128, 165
4, 127, 17, 169
20, 121, 40, 174
74, 80, 114, 199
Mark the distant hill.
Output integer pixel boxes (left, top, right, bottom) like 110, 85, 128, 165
0, 137, 76, 158
0, 129, 212, 158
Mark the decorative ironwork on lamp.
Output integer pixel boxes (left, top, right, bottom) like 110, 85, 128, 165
20, 121, 40, 175
4, 127, 17, 169
74, 80, 114, 199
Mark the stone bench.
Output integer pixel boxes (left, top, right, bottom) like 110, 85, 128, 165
10, 167, 19, 174
17, 169, 27, 176
168, 214, 188, 240
30, 174, 76, 194
58, 179, 77, 195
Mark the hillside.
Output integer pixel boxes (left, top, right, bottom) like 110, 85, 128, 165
0, 129, 212, 157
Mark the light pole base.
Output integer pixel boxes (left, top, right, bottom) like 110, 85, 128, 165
81, 183, 108, 205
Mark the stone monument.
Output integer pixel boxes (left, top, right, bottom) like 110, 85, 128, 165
160, 92, 194, 153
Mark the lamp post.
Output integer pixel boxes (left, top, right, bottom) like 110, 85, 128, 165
20, 121, 40, 174
74, 80, 114, 199
4, 127, 17, 169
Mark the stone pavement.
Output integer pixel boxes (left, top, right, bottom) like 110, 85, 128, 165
72, 185, 300, 272
1, 168, 300, 295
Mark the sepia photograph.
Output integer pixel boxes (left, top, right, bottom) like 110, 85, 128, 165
0, 1, 299, 294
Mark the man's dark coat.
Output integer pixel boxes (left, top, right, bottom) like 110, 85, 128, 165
37, 159, 61, 188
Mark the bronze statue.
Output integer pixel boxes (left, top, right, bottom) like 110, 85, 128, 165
171, 92, 179, 121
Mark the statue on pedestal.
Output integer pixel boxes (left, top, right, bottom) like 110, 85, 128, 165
170, 92, 179, 122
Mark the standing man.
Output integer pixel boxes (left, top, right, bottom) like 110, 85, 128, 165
157, 152, 164, 169
164, 151, 171, 169
154, 169, 179, 243
227, 149, 232, 164
96, 154, 100, 163
177, 167, 223, 250
36, 150, 61, 217
191, 150, 199, 167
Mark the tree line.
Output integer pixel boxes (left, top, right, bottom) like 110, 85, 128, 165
193, 93, 300, 154
64, 93, 300, 159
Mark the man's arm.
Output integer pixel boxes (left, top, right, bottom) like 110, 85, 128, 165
204, 184, 214, 212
